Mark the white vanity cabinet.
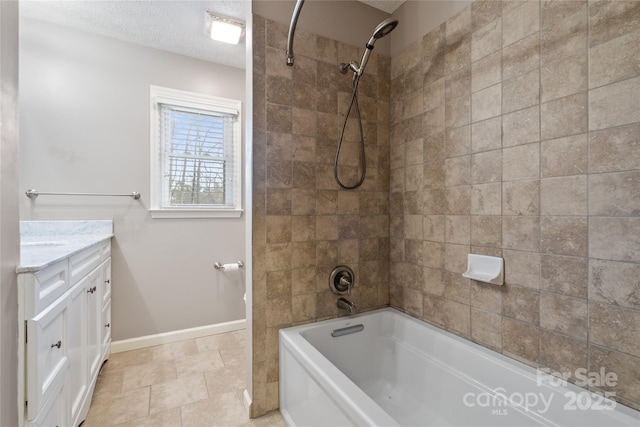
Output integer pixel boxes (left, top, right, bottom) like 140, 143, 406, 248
24, 291, 69, 423
85, 266, 103, 383
18, 239, 112, 427
67, 278, 88, 426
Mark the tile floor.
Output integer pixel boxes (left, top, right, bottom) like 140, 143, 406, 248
83, 330, 286, 426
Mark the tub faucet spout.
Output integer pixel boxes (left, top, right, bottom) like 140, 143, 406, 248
337, 297, 357, 315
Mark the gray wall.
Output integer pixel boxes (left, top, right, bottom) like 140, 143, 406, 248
0, 1, 19, 425
19, 18, 247, 341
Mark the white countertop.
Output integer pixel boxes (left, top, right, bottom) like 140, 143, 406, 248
18, 220, 114, 273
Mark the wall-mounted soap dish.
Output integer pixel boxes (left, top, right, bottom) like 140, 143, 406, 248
462, 254, 504, 286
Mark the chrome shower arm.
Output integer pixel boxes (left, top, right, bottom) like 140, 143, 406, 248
339, 61, 359, 74
286, 0, 305, 66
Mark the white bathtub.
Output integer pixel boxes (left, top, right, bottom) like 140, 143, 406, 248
279, 308, 640, 427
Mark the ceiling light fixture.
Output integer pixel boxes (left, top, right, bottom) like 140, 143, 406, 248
206, 12, 244, 44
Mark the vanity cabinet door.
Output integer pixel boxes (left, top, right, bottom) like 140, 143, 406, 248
101, 299, 112, 359
86, 268, 102, 382
25, 294, 69, 421
28, 379, 66, 427
101, 257, 111, 307
67, 279, 88, 426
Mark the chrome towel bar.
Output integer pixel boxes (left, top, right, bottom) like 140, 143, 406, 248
26, 189, 141, 200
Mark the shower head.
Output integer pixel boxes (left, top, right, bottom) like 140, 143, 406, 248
355, 18, 398, 77
372, 18, 398, 41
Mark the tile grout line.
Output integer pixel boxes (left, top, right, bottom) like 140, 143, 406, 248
536, 0, 543, 372
585, 0, 592, 383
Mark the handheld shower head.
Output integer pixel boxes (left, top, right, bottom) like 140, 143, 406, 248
334, 20, 398, 190
372, 18, 399, 41
357, 18, 398, 76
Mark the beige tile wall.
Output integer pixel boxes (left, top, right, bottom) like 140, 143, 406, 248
251, 0, 640, 417
390, 0, 640, 410
251, 15, 391, 416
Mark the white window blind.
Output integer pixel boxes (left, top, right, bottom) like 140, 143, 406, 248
160, 105, 237, 207
150, 86, 242, 218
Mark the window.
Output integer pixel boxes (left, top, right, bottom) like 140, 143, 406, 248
150, 86, 242, 218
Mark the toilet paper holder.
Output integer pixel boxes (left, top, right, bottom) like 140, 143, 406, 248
214, 261, 245, 270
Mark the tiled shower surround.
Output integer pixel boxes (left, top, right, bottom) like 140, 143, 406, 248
251, 14, 391, 415
252, 0, 640, 417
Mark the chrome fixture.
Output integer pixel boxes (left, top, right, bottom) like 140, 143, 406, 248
340, 18, 398, 78
26, 189, 141, 200
329, 265, 354, 295
331, 324, 364, 337
284, 0, 398, 187
335, 18, 398, 189
286, 0, 305, 66
337, 297, 357, 315
214, 261, 245, 270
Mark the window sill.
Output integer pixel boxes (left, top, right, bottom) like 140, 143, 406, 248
149, 209, 243, 219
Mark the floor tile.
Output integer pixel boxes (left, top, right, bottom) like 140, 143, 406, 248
204, 365, 247, 395
121, 360, 177, 391
149, 373, 209, 414
85, 331, 285, 426
220, 346, 246, 367
195, 330, 245, 353
151, 339, 200, 362
83, 386, 150, 426
240, 410, 288, 427
180, 391, 247, 426
114, 407, 181, 427
175, 350, 225, 377
93, 367, 124, 398
105, 347, 154, 370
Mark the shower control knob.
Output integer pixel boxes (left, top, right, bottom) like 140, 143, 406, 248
329, 266, 355, 296
339, 276, 351, 288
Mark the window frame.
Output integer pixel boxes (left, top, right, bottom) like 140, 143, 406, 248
149, 85, 242, 219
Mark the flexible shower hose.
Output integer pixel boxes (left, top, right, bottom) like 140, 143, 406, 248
334, 74, 367, 190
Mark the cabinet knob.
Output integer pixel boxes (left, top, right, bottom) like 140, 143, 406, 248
105, 323, 110, 328
105, 279, 110, 284
87, 286, 97, 294
51, 340, 62, 349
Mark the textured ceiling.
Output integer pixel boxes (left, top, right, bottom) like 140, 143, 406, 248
358, 0, 406, 14
19, 0, 248, 69
19, 0, 404, 69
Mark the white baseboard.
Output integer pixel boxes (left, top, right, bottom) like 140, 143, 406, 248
243, 388, 252, 411
111, 319, 246, 353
